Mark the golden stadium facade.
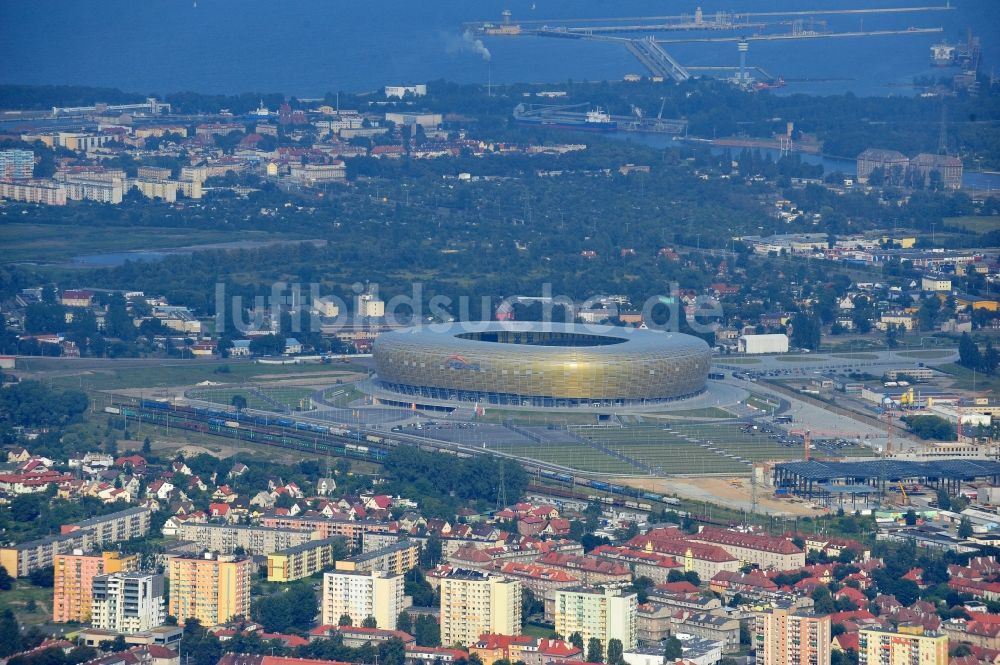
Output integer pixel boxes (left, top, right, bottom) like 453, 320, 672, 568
372, 322, 711, 408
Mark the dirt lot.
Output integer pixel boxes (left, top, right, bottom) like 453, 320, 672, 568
611, 475, 824, 517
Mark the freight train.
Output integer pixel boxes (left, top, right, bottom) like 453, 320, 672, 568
110, 399, 390, 464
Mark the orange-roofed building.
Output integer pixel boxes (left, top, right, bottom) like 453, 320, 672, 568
53, 550, 138, 623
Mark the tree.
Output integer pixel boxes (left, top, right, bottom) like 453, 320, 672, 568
105, 294, 135, 340
936, 489, 951, 510
790, 312, 821, 351
397, 612, 412, 634
338, 614, 353, 626
959, 333, 982, 371
586, 638, 603, 663
0, 609, 20, 657
662, 636, 683, 662
569, 633, 584, 652
958, 517, 973, 539
413, 614, 440, 647
142, 436, 151, 454
0, 566, 12, 591
607, 638, 624, 665
904, 510, 917, 526
362, 616, 378, 628
231, 395, 247, 412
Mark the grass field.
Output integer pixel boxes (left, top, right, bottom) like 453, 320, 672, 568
896, 350, 956, 359
0, 581, 52, 628
188, 386, 317, 412
935, 363, 1000, 392
945, 216, 1000, 233
47, 361, 359, 390
0, 223, 298, 264
655, 406, 734, 419
746, 394, 780, 412
323, 386, 366, 407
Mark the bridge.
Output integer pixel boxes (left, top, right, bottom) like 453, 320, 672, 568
624, 37, 691, 82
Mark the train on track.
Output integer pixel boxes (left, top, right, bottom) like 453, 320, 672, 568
108, 399, 391, 464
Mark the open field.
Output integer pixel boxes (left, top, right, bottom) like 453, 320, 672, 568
830, 352, 879, 360
945, 216, 1000, 233
188, 386, 317, 412
323, 386, 366, 407
612, 475, 822, 517
775, 355, 828, 362
935, 363, 1000, 392
897, 350, 957, 359
0, 580, 52, 627
41, 361, 361, 390
0, 223, 302, 264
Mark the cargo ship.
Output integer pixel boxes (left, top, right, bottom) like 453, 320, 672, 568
513, 104, 618, 131
753, 77, 786, 92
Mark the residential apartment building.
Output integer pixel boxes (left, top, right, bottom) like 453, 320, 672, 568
536, 552, 632, 586
858, 626, 948, 665
439, 569, 522, 648
91, 572, 166, 633
627, 532, 739, 580
553, 586, 637, 651
674, 612, 742, 653
471, 635, 582, 665
1, 506, 152, 578
0, 180, 67, 205
0, 149, 33, 179
321, 570, 405, 629
53, 550, 138, 623
166, 554, 251, 627
753, 608, 831, 665
176, 522, 316, 556
259, 515, 392, 550
688, 528, 805, 571
267, 538, 344, 583
335, 540, 420, 576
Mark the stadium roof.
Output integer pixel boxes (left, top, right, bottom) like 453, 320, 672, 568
776, 459, 1000, 482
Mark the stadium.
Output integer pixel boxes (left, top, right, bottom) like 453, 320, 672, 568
371, 322, 711, 408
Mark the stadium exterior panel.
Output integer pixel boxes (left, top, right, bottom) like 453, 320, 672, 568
372, 322, 711, 408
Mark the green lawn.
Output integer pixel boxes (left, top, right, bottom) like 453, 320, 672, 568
896, 350, 956, 359
656, 406, 734, 419
188, 386, 317, 412
935, 363, 1000, 392
522, 623, 558, 638
746, 394, 780, 412
945, 216, 1000, 233
323, 386, 366, 407
49, 361, 359, 390
0, 580, 52, 628
0, 222, 293, 264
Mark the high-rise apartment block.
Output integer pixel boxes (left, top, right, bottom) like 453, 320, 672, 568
91, 572, 166, 633
166, 554, 252, 627
321, 570, 405, 630
553, 586, 637, 651
439, 569, 522, 648
53, 550, 138, 623
754, 607, 831, 665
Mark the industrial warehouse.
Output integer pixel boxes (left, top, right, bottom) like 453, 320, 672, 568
370, 322, 712, 409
